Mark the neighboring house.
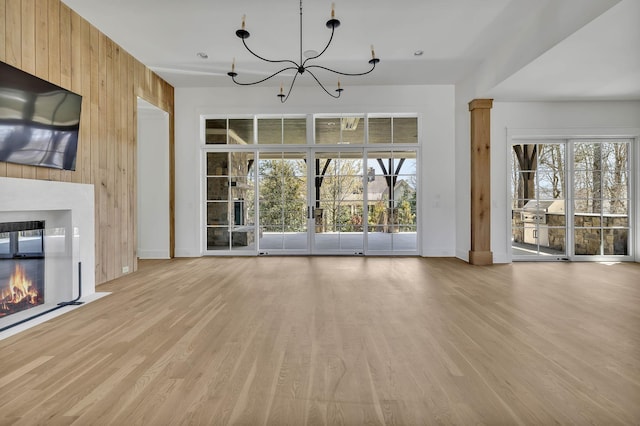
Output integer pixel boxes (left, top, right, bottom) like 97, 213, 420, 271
340, 175, 416, 227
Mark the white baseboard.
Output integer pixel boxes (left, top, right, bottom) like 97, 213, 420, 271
421, 249, 456, 257
455, 249, 469, 262
137, 249, 170, 259
174, 248, 202, 258
493, 252, 511, 264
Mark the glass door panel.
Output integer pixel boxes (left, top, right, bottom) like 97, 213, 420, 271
313, 150, 364, 253
393, 152, 418, 251
511, 143, 567, 258
229, 152, 256, 251
366, 151, 418, 252
573, 140, 630, 256
205, 151, 256, 252
206, 152, 230, 250
257, 151, 308, 252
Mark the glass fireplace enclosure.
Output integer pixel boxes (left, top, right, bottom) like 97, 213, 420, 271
511, 138, 633, 261
202, 115, 419, 255
0, 221, 45, 318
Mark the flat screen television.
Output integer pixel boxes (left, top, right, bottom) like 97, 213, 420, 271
0, 60, 82, 171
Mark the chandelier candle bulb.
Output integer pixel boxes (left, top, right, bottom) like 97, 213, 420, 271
241, 14, 246, 30
371, 45, 376, 59
232, 58, 235, 73
331, 2, 335, 18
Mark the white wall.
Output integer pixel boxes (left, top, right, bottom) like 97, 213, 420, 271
174, 84, 456, 257
454, 79, 473, 261
137, 99, 170, 259
492, 101, 640, 262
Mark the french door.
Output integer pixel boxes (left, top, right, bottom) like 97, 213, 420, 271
511, 138, 633, 260
204, 147, 418, 255
253, 148, 367, 255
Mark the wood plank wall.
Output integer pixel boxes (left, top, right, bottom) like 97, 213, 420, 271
0, 0, 175, 285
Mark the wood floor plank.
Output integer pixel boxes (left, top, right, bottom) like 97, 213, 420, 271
0, 257, 639, 425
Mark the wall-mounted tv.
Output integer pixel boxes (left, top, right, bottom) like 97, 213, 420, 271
0, 61, 82, 171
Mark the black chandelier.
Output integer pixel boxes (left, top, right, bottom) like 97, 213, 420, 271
227, 1, 380, 102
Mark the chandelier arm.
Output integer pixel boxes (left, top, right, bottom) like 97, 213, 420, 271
241, 38, 300, 68
306, 69, 341, 99
305, 61, 377, 77
301, 24, 336, 67
231, 66, 299, 86
280, 71, 302, 103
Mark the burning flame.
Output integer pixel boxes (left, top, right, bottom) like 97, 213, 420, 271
1, 265, 39, 308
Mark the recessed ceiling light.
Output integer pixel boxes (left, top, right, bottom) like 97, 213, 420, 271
197, 52, 209, 59
414, 50, 424, 56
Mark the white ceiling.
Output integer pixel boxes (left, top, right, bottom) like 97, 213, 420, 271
60, 0, 640, 101
488, 0, 640, 101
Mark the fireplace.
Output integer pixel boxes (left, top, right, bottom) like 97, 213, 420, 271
0, 221, 46, 318
0, 177, 96, 336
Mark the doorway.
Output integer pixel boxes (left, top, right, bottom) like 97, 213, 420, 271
137, 98, 170, 259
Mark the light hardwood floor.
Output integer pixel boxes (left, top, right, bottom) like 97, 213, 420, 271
1, 257, 639, 425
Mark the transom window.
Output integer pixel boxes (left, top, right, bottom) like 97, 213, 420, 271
204, 115, 418, 145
